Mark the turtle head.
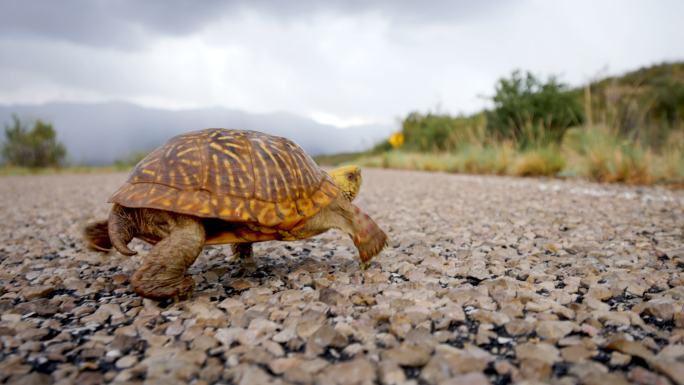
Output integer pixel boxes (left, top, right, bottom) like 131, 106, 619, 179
329, 165, 362, 201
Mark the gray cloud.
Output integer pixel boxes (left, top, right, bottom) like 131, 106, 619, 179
0, 0, 234, 49
0, 0, 682, 133
0, 0, 505, 49
241, 0, 507, 25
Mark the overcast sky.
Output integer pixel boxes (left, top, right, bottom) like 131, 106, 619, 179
1, 0, 682, 127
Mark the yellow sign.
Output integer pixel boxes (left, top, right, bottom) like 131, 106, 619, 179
388, 132, 404, 149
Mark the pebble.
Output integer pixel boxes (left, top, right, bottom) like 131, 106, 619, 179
515, 342, 561, 365
561, 345, 595, 363
382, 343, 432, 366
21, 285, 55, 300
442, 372, 492, 385
317, 358, 376, 385
378, 361, 405, 385
635, 298, 676, 321
610, 352, 632, 367
535, 320, 575, 341
504, 319, 534, 336
115, 355, 137, 369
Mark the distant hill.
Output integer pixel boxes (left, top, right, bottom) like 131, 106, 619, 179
595, 61, 684, 86
0, 102, 394, 165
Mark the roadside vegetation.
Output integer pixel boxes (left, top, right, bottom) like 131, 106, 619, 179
318, 62, 684, 186
0, 115, 147, 175
1, 115, 66, 169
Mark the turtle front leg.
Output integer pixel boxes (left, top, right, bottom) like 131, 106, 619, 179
297, 195, 388, 269
131, 216, 205, 300
348, 204, 388, 269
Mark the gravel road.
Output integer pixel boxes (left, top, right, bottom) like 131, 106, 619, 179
1, 169, 683, 385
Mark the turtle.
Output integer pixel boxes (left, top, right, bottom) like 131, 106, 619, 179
83, 128, 387, 300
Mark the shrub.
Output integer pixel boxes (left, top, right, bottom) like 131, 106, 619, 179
1, 116, 66, 168
487, 70, 584, 147
401, 112, 486, 152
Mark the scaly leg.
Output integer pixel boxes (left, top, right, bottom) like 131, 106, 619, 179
130, 215, 205, 300
295, 195, 387, 269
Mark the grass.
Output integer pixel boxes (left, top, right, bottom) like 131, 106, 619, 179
512, 147, 565, 177
562, 126, 683, 185
354, 148, 566, 178
321, 127, 684, 186
0, 165, 130, 176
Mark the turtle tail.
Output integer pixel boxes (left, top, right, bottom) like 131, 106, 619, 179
83, 220, 113, 252
108, 204, 138, 256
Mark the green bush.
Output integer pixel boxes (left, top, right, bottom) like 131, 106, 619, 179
1, 116, 66, 168
401, 112, 485, 152
397, 72, 584, 152
486, 70, 584, 147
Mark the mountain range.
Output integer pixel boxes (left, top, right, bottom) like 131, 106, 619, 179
0, 102, 394, 165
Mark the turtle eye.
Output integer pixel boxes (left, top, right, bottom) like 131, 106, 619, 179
347, 173, 354, 181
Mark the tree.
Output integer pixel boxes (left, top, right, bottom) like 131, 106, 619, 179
486, 71, 584, 147
2, 116, 67, 167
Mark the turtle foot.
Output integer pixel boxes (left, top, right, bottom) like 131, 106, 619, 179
355, 225, 388, 264
131, 275, 195, 301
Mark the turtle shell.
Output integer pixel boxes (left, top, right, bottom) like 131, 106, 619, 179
109, 128, 339, 230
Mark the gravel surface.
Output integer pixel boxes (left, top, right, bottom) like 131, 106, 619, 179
1, 169, 683, 385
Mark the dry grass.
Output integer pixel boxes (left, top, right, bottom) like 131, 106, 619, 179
349, 127, 684, 186
512, 148, 565, 177
358, 146, 515, 175
561, 126, 683, 185
0, 165, 126, 176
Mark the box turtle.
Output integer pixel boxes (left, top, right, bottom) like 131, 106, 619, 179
84, 128, 387, 300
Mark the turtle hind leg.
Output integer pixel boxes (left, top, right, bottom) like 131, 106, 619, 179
83, 220, 112, 252
131, 215, 205, 300
231, 242, 257, 274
